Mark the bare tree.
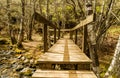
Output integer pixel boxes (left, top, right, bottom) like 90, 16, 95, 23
7, 0, 17, 44
17, 0, 25, 48
27, 0, 36, 40
85, 0, 100, 77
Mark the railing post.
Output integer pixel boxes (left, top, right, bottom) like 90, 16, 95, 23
70, 31, 73, 40
54, 28, 56, 43
75, 29, 78, 44
82, 25, 88, 53
58, 26, 60, 39
44, 24, 48, 52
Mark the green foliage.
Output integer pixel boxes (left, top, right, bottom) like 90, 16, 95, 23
66, 5, 72, 12
100, 64, 109, 78
96, 6, 101, 13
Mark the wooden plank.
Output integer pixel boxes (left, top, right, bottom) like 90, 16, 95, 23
32, 70, 97, 78
38, 39, 92, 64
43, 24, 48, 52
71, 14, 93, 30
58, 26, 61, 39
54, 28, 56, 43
75, 30, 78, 44
82, 25, 88, 53
34, 12, 58, 29
64, 39, 69, 62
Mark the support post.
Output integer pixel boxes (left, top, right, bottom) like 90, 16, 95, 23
75, 30, 78, 44
44, 24, 48, 52
70, 31, 73, 40
54, 28, 56, 43
82, 25, 88, 53
58, 26, 60, 39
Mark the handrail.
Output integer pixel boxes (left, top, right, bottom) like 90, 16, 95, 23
71, 14, 93, 31
34, 12, 58, 29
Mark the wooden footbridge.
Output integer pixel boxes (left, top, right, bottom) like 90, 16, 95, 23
32, 12, 97, 78
32, 37, 97, 78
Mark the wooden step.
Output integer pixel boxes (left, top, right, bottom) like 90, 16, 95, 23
32, 70, 97, 78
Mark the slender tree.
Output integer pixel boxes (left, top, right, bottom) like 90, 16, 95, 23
17, 0, 25, 48
7, 0, 17, 44
85, 0, 99, 77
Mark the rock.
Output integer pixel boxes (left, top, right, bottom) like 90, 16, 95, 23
6, 51, 14, 55
10, 58, 18, 64
12, 73, 20, 78
2, 69, 8, 74
20, 67, 32, 76
15, 65, 24, 71
21, 56, 25, 61
17, 55, 22, 59
24, 59, 29, 64
30, 59, 34, 64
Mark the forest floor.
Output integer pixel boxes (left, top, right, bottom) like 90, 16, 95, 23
98, 26, 120, 77
0, 34, 43, 78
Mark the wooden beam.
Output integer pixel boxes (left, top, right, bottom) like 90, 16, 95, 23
70, 31, 73, 40
34, 12, 58, 29
82, 25, 88, 54
72, 14, 93, 30
75, 30, 78, 44
54, 28, 56, 43
58, 26, 60, 39
44, 24, 48, 52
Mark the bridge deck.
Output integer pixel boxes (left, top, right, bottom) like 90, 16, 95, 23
38, 38, 92, 64
32, 38, 97, 78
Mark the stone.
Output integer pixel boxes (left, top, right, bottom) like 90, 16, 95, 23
10, 58, 18, 64
24, 59, 29, 64
6, 51, 14, 55
12, 73, 20, 78
2, 69, 8, 74
21, 56, 25, 60
15, 65, 24, 71
30, 59, 34, 64
20, 67, 32, 76
17, 55, 22, 59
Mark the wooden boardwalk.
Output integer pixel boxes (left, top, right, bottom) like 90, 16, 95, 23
32, 38, 97, 78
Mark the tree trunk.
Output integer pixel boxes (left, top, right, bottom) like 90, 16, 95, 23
27, 0, 36, 40
17, 0, 25, 48
86, 0, 99, 77
105, 36, 120, 78
46, 0, 51, 48
7, 0, 17, 45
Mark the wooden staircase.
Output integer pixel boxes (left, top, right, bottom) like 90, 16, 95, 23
32, 38, 97, 78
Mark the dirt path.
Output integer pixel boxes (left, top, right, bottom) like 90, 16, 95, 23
22, 34, 43, 60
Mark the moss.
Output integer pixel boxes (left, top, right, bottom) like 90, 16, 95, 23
20, 68, 32, 76
14, 48, 25, 54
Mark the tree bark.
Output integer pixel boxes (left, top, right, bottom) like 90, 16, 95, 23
86, 0, 99, 77
27, 0, 36, 40
17, 0, 25, 48
7, 0, 17, 45
46, 0, 51, 48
